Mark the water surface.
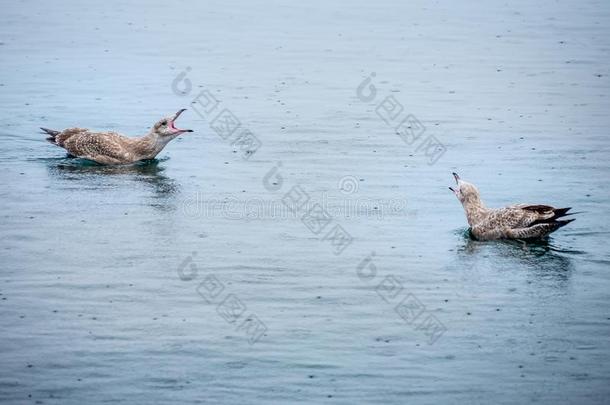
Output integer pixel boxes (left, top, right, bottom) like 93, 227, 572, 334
1, 0, 609, 403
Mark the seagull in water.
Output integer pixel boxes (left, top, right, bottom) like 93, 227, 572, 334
41, 109, 193, 165
449, 172, 575, 240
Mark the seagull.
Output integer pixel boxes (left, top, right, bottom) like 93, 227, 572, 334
449, 172, 575, 240
41, 109, 193, 165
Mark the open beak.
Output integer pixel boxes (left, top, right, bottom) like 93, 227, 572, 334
169, 109, 193, 134
449, 172, 460, 193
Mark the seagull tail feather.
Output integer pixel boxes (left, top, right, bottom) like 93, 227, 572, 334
553, 207, 572, 218
555, 218, 575, 228
41, 127, 60, 144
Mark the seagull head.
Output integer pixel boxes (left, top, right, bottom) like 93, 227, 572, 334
449, 172, 481, 205
152, 109, 193, 138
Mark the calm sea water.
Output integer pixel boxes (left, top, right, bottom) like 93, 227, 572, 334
1, 0, 609, 403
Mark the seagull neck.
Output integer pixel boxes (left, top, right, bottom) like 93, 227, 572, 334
135, 133, 171, 159
463, 198, 487, 226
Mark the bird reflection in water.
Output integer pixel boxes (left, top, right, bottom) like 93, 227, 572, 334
456, 228, 582, 286
47, 157, 179, 209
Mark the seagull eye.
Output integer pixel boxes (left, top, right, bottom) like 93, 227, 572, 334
161, 121, 167, 126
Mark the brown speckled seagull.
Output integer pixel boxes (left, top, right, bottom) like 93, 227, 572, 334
41, 109, 193, 165
449, 172, 575, 240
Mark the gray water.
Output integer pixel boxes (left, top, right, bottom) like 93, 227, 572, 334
1, 0, 609, 404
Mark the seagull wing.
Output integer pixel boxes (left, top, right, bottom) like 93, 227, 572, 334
475, 205, 574, 240
62, 131, 130, 164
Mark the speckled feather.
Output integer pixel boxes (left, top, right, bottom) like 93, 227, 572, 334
59, 129, 136, 164
42, 109, 192, 165
450, 173, 574, 241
